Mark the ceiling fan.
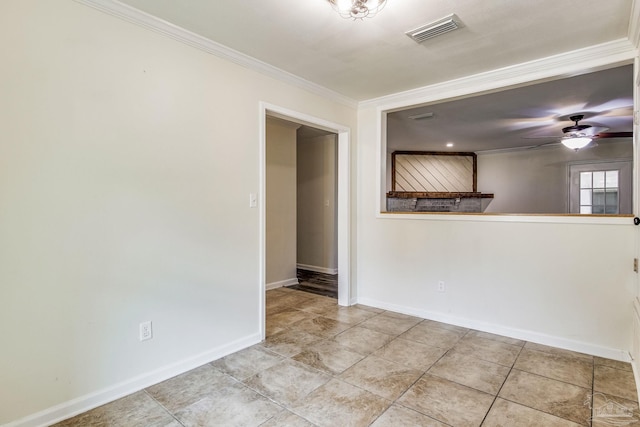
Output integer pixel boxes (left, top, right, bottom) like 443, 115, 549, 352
525, 114, 633, 151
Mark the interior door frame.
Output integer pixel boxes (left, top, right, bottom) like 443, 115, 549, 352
259, 102, 351, 339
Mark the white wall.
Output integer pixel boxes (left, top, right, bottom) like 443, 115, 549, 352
0, 1, 357, 424
297, 134, 338, 272
266, 119, 298, 286
358, 105, 636, 360
477, 141, 633, 213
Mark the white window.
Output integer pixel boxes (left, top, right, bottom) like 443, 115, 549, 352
579, 170, 618, 214
569, 161, 632, 215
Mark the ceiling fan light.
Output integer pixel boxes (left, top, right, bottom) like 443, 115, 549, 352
561, 136, 592, 150
328, 0, 387, 19
335, 0, 352, 11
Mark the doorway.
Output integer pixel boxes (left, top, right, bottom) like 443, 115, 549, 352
292, 125, 338, 298
259, 103, 351, 338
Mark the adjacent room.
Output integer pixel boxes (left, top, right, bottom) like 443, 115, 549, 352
385, 65, 634, 215
266, 118, 339, 299
2, 0, 639, 426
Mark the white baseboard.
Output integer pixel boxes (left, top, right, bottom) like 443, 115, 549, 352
357, 297, 631, 362
266, 278, 299, 290
297, 263, 338, 275
5, 333, 262, 427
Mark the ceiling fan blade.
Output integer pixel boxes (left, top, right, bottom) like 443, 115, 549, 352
522, 135, 563, 139
579, 125, 608, 136
528, 141, 560, 149
590, 106, 634, 118
527, 140, 604, 151
593, 131, 633, 139
524, 126, 612, 140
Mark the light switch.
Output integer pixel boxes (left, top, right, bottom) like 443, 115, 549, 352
249, 193, 257, 208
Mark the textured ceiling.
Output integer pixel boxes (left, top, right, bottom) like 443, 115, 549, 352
111, 0, 634, 152
115, 0, 633, 101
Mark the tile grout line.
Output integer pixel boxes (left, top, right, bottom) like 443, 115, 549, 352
213, 352, 318, 426
388, 346, 456, 426
476, 336, 526, 426
290, 295, 496, 426
268, 289, 633, 427
270, 294, 440, 426
486, 345, 597, 425
142, 389, 187, 427
263, 298, 375, 425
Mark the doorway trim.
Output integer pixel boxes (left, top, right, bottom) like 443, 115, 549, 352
259, 102, 351, 339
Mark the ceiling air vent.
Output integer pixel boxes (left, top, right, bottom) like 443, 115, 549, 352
408, 112, 434, 120
406, 14, 463, 43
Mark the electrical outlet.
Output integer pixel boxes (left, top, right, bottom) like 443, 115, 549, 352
438, 281, 445, 292
634, 258, 638, 273
139, 321, 153, 341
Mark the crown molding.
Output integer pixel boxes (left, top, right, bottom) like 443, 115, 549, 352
72, 0, 638, 111
359, 38, 637, 110
630, 0, 640, 49
73, 0, 358, 109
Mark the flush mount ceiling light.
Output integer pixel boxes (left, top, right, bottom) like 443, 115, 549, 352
328, 0, 388, 19
561, 136, 592, 151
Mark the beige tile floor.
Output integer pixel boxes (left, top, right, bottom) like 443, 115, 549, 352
55, 288, 640, 426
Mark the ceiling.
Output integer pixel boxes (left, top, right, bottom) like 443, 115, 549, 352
387, 64, 634, 153
115, 0, 633, 102
112, 0, 635, 152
